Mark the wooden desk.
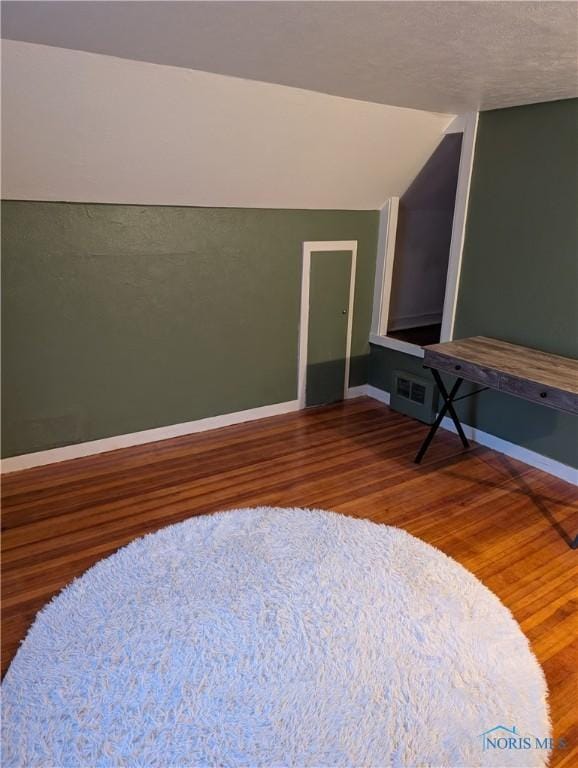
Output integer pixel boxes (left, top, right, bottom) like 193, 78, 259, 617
415, 337, 578, 546
424, 337, 578, 414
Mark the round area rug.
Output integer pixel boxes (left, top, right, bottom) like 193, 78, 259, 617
3, 507, 550, 767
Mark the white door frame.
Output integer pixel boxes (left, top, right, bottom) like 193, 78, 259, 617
298, 240, 358, 408
370, 196, 400, 341
369, 111, 479, 357
439, 111, 479, 341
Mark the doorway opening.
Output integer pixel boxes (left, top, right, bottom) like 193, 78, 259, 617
298, 241, 357, 408
386, 133, 463, 347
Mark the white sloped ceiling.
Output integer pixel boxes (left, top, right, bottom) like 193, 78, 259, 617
1, 41, 452, 210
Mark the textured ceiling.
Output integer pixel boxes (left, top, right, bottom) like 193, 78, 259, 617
2, 1, 577, 114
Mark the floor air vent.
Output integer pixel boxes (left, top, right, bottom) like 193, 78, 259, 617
390, 370, 438, 424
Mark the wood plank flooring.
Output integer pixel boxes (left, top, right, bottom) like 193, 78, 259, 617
2, 397, 577, 766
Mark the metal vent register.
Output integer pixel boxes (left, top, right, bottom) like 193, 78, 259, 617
390, 370, 438, 423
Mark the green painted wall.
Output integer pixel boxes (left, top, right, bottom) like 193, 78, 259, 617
2, 202, 378, 457
370, 98, 578, 468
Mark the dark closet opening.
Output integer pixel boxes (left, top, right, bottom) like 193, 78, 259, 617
387, 132, 463, 346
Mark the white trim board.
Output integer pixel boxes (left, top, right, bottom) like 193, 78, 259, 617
369, 333, 425, 359
439, 111, 479, 341
4, 383, 574, 486
1, 384, 578, 486
2, 387, 363, 472
345, 385, 368, 400
298, 241, 357, 408
439, 415, 578, 486
1, 399, 300, 474
359, 384, 577, 486
370, 111, 479, 355
370, 197, 399, 338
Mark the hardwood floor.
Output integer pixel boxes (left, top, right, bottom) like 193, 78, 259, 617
2, 397, 577, 766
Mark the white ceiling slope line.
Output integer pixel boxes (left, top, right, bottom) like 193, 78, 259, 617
1, 42, 453, 210
2, 1, 576, 113
444, 116, 467, 135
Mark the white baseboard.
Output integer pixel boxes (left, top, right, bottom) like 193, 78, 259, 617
439, 416, 578, 485
4, 386, 576, 486
345, 385, 370, 400
359, 385, 578, 486
1, 399, 300, 474
365, 384, 391, 405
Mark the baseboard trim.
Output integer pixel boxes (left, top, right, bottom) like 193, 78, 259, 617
4, 386, 576, 485
1, 399, 301, 474
345, 385, 369, 400
365, 384, 391, 405
438, 416, 578, 485
361, 384, 578, 486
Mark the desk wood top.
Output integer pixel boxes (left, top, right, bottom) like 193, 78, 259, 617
425, 337, 578, 395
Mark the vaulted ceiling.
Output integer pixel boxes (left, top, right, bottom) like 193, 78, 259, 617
3, 1, 577, 114
1, 41, 451, 209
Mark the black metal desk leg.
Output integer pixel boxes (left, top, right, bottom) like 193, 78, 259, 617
414, 372, 468, 464
431, 369, 470, 449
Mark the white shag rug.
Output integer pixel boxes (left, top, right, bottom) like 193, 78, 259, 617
2, 507, 550, 768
